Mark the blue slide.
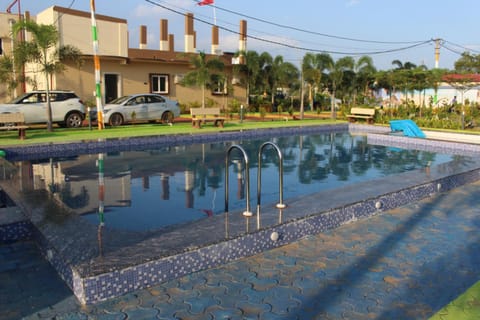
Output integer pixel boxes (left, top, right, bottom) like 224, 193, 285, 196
389, 119, 426, 138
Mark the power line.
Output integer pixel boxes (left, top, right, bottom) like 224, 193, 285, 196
161, 0, 400, 53
442, 40, 480, 55
145, 0, 433, 56
191, 0, 426, 45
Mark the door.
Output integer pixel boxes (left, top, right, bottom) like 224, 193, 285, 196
104, 74, 119, 103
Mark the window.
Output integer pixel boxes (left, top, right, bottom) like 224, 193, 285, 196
147, 95, 165, 103
211, 75, 227, 95
150, 74, 169, 94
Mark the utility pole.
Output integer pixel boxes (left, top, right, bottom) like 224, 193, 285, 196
434, 38, 442, 69
433, 38, 443, 104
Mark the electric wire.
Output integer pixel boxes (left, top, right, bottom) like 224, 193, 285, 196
145, 0, 434, 56
191, 0, 427, 45
442, 40, 480, 55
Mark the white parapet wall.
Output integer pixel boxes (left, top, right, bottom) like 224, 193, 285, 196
424, 131, 480, 145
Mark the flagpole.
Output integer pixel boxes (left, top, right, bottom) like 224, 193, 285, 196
90, 0, 105, 130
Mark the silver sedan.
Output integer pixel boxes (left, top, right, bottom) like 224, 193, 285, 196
102, 94, 181, 126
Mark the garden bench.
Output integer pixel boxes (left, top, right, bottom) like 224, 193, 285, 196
347, 107, 375, 124
0, 113, 29, 140
190, 108, 225, 128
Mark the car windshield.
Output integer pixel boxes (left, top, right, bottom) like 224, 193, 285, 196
108, 96, 131, 105
9, 93, 31, 104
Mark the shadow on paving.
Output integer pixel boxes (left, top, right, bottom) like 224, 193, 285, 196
0, 241, 76, 320
287, 184, 480, 319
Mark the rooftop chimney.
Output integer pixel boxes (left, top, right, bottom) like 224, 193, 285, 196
211, 25, 219, 55
160, 19, 168, 51
184, 13, 195, 53
238, 20, 247, 63
140, 25, 147, 49
169, 34, 175, 52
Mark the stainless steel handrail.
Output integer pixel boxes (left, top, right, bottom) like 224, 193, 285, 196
256, 142, 286, 229
224, 144, 252, 218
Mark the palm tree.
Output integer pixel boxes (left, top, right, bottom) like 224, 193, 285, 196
302, 53, 333, 112
12, 20, 82, 131
0, 55, 17, 98
353, 56, 376, 105
263, 55, 299, 109
233, 50, 261, 108
258, 52, 273, 103
391, 60, 417, 70
327, 56, 354, 119
182, 51, 224, 108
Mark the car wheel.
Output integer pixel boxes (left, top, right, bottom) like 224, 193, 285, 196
65, 112, 83, 128
161, 111, 174, 124
109, 113, 124, 126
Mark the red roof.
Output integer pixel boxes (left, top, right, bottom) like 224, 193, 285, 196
442, 74, 480, 82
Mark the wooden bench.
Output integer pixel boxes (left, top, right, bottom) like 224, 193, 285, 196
347, 107, 375, 124
0, 113, 29, 140
190, 107, 225, 128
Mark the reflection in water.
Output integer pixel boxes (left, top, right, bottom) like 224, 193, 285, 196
97, 152, 105, 258
5, 133, 470, 232
160, 173, 169, 200
184, 169, 194, 208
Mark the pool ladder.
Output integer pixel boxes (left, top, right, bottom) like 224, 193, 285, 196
224, 142, 286, 230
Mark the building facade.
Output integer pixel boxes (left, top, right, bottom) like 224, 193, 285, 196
1, 6, 247, 110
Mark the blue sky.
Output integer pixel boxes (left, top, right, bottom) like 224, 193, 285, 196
6, 0, 480, 70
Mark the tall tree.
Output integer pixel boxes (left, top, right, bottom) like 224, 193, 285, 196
0, 55, 17, 98
233, 50, 261, 108
454, 52, 480, 73
12, 20, 82, 131
353, 56, 376, 105
182, 51, 224, 109
327, 56, 354, 119
302, 53, 333, 111
258, 52, 273, 102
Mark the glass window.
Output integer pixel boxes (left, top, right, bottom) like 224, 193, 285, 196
147, 95, 165, 103
151, 74, 169, 94
212, 75, 227, 95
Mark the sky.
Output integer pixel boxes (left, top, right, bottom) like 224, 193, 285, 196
3, 0, 480, 71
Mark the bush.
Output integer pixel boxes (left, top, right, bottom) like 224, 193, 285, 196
259, 106, 267, 120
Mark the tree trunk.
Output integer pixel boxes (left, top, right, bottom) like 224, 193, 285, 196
44, 52, 53, 132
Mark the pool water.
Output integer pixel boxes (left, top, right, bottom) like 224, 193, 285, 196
19, 132, 462, 232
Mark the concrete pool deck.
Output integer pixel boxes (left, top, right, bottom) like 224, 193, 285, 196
2, 178, 480, 319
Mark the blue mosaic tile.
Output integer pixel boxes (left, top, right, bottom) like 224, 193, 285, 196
0, 220, 32, 243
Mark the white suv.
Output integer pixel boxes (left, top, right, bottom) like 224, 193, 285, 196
0, 90, 86, 128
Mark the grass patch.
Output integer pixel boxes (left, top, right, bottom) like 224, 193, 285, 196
0, 119, 341, 146
429, 281, 480, 320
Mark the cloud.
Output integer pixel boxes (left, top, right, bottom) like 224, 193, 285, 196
346, 0, 360, 7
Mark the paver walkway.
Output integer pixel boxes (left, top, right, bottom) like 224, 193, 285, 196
2, 180, 480, 319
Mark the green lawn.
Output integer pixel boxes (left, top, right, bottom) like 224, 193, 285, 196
430, 281, 480, 320
0, 118, 340, 147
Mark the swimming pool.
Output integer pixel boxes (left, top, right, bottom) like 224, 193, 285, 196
10, 132, 460, 232
2, 124, 480, 304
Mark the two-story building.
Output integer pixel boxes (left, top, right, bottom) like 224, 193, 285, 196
1, 6, 247, 109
